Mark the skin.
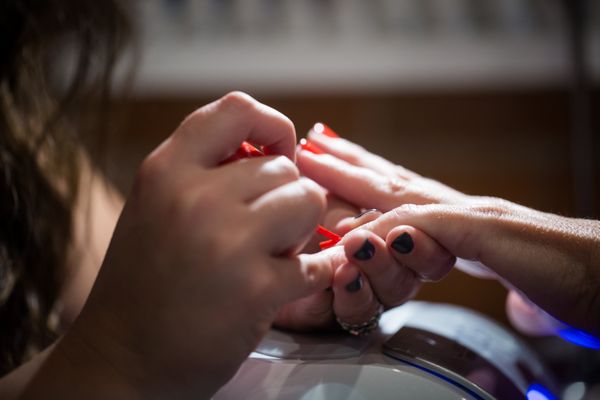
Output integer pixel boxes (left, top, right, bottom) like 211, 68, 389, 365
3, 94, 597, 397
296, 126, 600, 337
2, 92, 349, 399
0, 93, 408, 399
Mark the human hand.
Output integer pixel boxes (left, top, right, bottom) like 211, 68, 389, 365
297, 123, 470, 212
272, 125, 457, 333
24, 93, 338, 399
357, 202, 600, 337
273, 205, 456, 333
297, 125, 600, 338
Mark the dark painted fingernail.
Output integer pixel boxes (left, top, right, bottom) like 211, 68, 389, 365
354, 239, 375, 260
391, 232, 414, 254
345, 274, 363, 293
354, 209, 378, 219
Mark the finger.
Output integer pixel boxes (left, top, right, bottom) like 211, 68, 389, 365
321, 194, 359, 231
358, 203, 597, 333
307, 125, 417, 179
271, 246, 344, 304
273, 291, 335, 331
505, 290, 563, 336
215, 155, 300, 202
332, 263, 381, 325
360, 204, 492, 262
250, 177, 326, 255
173, 92, 297, 167
336, 209, 382, 235
385, 226, 456, 282
343, 229, 420, 308
297, 150, 415, 211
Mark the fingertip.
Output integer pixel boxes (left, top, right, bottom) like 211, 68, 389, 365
505, 291, 562, 336
332, 262, 367, 299
342, 229, 374, 260
332, 262, 380, 325
386, 225, 453, 282
389, 230, 414, 255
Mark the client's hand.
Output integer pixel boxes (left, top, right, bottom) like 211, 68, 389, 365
359, 203, 600, 337
23, 93, 340, 399
298, 124, 470, 211
273, 205, 455, 333
297, 125, 600, 338
272, 124, 457, 333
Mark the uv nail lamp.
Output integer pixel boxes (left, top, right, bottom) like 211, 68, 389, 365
214, 302, 557, 400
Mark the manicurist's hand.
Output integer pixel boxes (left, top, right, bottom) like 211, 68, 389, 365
21, 93, 338, 399
297, 125, 600, 338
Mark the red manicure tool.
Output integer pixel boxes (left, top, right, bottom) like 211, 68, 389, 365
312, 122, 339, 138
298, 123, 340, 155
224, 141, 341, 250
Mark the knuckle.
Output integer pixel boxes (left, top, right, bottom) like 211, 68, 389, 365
219, 91, 255, 112
469, 197, 512, 220
276, 113, 295, 134
180, 106, 210, 131
271, 156, 300, 181
380, 178, 426, 205
179, 91, 256, 132
378, 177, 408, 197
391, 203, 420, 219
299, 178, 326, 211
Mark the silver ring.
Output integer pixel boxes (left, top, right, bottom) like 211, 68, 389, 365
336, 303, 384, 336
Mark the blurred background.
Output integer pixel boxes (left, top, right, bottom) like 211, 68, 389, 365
104, 0, 599, 386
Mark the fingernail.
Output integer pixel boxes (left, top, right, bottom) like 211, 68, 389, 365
354, 239, 375, 261
299, 138, 325, 154
391, 232, 414, 254
345, 274, 363, 293
354, 209, 378, 219
313, 122, 340, 138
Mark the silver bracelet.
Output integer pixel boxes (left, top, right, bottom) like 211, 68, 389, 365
336, 303, 384, 336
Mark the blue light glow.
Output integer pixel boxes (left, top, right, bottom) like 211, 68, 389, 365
526, 383, 556, 400
558, 327, 600, 350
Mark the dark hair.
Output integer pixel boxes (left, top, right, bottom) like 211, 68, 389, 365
0, 0, 130, 375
